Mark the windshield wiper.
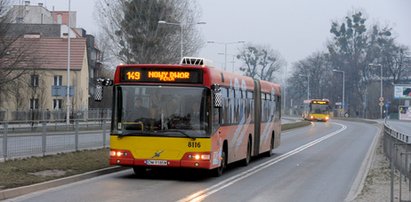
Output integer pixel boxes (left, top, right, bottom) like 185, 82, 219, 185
118, 129, 197, 140
162, 129, 196, 140
118, 130, 157, 137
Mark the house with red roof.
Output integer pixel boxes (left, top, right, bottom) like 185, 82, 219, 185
0, 1, 104, 121
0, 35, 89, 120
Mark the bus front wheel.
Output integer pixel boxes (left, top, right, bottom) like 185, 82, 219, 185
133, 166, 147, 176
211, 149, 226, 177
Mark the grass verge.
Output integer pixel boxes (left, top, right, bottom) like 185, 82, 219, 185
0, 149, 110, 190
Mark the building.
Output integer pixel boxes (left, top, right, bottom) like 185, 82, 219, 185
0, 1, 104, 121
0, 35, 89, 120
9, 1, 76, 27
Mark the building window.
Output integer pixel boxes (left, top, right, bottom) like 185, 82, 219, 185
31, 75, 39, 87
57, 15, 62, 24
30, 98, 39, 109
53, 99, 63, 109
54, 75, 63, 86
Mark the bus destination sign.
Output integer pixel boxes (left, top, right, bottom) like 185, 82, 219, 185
312, 100, 328, 105
120, 67, 203, 84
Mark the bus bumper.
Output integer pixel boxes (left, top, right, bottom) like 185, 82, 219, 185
109, 150, 214, 169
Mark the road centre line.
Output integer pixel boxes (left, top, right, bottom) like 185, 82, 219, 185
177, 123, 347, 202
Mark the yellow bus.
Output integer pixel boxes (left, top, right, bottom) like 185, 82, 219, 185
96, 58, 281, 177
302, 99, 331, 122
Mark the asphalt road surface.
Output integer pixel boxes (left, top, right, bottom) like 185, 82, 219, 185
7, 120, 379, 202
385, 119, 411, 135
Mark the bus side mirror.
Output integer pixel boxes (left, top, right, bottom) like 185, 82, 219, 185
212, 84, 222, 108
94, 78, 113, 102
213, 92, 223, 108
94, 84, 103, 102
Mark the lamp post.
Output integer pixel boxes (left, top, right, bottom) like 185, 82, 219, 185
299, 74, 310, 100
66, 0, 71, 125
207, 41, 245, 70
158, 20, 206, 60
369, 63, 383, 119
332, 69, 345, 114
217, 52, 237, 72
283, 65, 288, 115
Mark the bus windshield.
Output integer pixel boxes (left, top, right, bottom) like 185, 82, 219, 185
112, 86, 210, 138
310, 103, 329, 114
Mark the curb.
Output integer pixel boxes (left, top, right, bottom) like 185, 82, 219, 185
0, 166, 126, 201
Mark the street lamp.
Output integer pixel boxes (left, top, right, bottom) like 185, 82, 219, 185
158, 20, 206, 60
217, 52, 237, 72
332, 69, 345, 114
369, 63, 383, 119
207, 40, 245, 70
298, 74, 310, 100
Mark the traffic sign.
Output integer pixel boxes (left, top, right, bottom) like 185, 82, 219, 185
379, 102, 384, 107
379, 97, 384, 102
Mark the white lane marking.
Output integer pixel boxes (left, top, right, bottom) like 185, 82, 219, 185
177, 122, 347, 202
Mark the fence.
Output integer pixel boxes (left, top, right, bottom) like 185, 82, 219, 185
0, 108, 111, 122
383, 119, 411, 201
1, 118, 110, 161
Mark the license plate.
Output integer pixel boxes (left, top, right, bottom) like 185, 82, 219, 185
145, 160, 168, 166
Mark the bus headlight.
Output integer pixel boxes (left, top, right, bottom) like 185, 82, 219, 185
110, 149, 130, 157
186, 153, 211, 160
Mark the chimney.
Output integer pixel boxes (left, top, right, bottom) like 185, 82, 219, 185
24, 1, 30, 6
38, 3, 43, 7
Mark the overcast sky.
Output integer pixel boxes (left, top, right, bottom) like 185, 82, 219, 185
23, 0, 411, 70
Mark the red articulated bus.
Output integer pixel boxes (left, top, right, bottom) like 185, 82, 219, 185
100, 57, 281, 176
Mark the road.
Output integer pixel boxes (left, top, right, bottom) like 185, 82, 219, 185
6, 120, 379, 202
385, 119, 411, 135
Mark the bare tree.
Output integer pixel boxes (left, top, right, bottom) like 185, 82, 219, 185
237, 43, 286, 82
95, 0, 204, 64
288, 52, 332, 101
0, 0, 41, 110
379, 43, 410, 84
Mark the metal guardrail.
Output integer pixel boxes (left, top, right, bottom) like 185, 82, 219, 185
384, 122, 411, 143
383, 119, 411, 202
0, 109, 111, 122
0, 119, 110, 161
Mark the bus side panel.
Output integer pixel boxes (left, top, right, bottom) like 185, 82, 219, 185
258, 83, 281, 154
209, 72, 258, 164
213, 123, 254, 164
